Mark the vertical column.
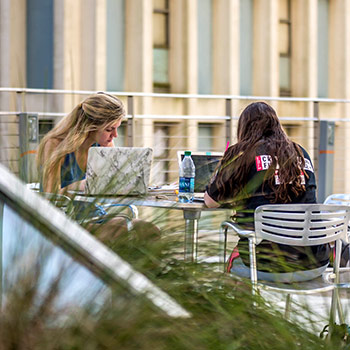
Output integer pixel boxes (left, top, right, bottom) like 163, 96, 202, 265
80, 0, 97, 90
0, 0, 26, 91
52, 0, 66, 118
212, 0, 239, 95
0, 0, 11, 172
170, 0, 198, 94
169, 0, 198, 151
125, 0, 153, 147
125, 0, 153, 93
63, 0, 82, 94
291, 0, 318, 156
329, 0, 350, 193
95, 0, 107, 91
185, 0, 198, 150
253, 0, 279, 96
292, 0, 317, 97
0, 0, 26, 174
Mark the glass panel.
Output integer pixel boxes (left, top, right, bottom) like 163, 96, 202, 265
154, 0, 167, 10
239, 0, 253, 95
153, 13, 167, 47
198, 125, 213, 152
2, 203, 110, 311
26, 0, 54, 89
318, 0, 329, 97
153, 48, 169, 84
279, 22, 289, 55
279, 56, 291, 92
198, 0, 212, 94
152, 125, 169, 185
38, 119, 54, 142
107, 0, 125, 91
279, 0, 289, 20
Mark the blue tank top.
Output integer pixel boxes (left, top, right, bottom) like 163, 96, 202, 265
60, 145, 107, 220
60, 143, 99, 188
61, 152, 85, 189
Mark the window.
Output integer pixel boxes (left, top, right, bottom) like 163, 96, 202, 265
152, 124, 170, 185
198, 124, 213, 152
279, 0, 291, 96
198, 0, 212, 94
153, 0, 170, 92
26, 0, 54, 89
239, 0, 253, 95
106, 0, 125, 91
318, 0, 329, 97
38, 119, 54, 142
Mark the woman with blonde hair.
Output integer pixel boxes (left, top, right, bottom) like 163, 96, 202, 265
37, 92, 124, 193
205, 101, 330, 282
37, 92, 160, 242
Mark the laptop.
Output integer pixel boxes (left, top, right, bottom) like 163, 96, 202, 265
177, 151, 222, 199
85, 147, 153, 196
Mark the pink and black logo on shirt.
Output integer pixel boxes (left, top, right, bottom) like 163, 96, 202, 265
255, 155, 272, 171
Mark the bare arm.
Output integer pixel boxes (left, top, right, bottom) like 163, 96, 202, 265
204, 191, 220, 208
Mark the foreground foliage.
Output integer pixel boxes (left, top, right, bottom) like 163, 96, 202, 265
0, 216, 343, 350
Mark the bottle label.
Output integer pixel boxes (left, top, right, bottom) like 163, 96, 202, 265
179, 177, 194, 193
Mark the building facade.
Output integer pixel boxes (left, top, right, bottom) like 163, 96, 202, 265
0, 0, 350, 194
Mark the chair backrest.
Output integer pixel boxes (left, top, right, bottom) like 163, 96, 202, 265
254, 204, 350, 246
324, 193, 350, 206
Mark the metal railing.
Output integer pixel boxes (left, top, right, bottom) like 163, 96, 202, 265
1, 87, 350, 198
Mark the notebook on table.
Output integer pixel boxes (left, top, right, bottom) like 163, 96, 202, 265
85, 147, 153, 196
177, 151, 223, 200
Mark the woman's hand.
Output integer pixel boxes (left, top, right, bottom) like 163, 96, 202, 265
204, 191, 220, 208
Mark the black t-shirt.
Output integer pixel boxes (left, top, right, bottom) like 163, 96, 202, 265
207, 145, 330, 272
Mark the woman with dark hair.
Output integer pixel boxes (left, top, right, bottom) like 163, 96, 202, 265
204, 102, 330, 282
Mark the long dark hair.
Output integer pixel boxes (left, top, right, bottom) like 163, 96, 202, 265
215, 102, 306, 203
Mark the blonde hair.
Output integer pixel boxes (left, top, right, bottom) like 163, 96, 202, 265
37, 93, 125, 192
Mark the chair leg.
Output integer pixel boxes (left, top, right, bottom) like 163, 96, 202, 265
284, 294, 292, 319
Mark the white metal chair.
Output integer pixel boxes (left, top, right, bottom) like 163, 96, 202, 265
324, 193, 350, 244
220, 204, 350, 324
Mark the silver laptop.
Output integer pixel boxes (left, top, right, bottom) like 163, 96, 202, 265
177, 151, 222, 196
85, 147, 153, 196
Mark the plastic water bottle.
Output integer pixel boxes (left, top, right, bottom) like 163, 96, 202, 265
178, 151, 195, 203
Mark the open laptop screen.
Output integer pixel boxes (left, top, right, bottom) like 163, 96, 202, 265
177, 151, 222, 193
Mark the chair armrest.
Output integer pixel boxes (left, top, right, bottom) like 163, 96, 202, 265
100, 204, 139, 219
220, 220, 255, 238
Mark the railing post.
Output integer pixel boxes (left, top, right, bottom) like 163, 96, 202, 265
127, 96, 134, 147
225, 99, 232, 147
313, 101, 320, 180
318, 120, 335, 202
18, 113, 39, 182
